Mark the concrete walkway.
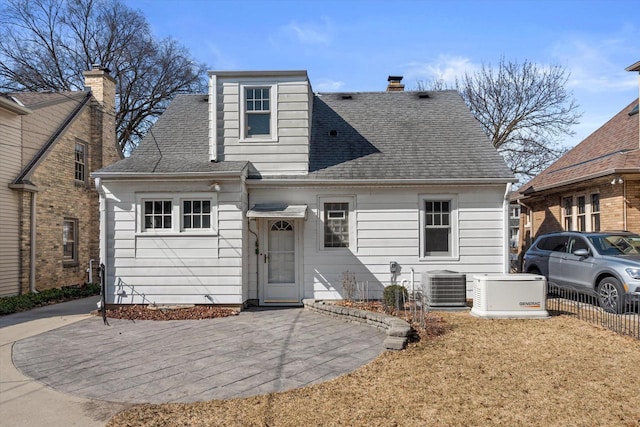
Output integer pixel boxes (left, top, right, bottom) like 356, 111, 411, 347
2, 299, 386, 426
0, 297, 128, 427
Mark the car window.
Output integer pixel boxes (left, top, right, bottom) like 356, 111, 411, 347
568, 237, 589, 253
537, 235, 569, 252
588, 235, 640, 255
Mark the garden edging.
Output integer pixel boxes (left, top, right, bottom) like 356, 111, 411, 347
302, 299, 411, 350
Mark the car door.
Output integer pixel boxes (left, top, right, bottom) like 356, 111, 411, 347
559, 236, 597, 289
546, 235, 570, 285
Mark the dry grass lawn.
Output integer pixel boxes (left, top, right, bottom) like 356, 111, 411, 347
107, 312, 640, 427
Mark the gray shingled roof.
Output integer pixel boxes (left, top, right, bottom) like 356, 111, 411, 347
95, 94, 248, 175
96, 91, 513, 181
303, 90, 513, 181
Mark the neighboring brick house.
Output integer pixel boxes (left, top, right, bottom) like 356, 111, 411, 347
0, 66, 121, 296
512, 61, 640, 267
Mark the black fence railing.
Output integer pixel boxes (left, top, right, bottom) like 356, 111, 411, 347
546, 282, 639, 340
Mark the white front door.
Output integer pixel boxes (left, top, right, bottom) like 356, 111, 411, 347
261, 219, 300, 305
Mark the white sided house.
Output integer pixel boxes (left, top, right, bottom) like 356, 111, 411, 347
93, 71, 516, 308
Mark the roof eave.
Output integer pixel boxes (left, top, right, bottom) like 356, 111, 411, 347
12, 92, 92, 185
91, 170, 247, 180
246, 177, 516, 187
518, 167, 640, 197
625, 61, 640, 72
208, 70, 308, 79
0, 96, 32, 115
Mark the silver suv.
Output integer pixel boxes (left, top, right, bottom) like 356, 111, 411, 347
523, 231, 640, 313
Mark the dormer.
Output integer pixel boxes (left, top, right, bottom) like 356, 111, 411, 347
208, 70, 312, 176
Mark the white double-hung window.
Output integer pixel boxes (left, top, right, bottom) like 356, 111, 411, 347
240, 84, 277, 141
419, 195, 458, 260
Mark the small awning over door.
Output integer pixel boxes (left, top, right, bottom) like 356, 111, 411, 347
247, 204, 308, 220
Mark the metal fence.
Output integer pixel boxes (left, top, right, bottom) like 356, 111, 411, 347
546, 282, 640, 340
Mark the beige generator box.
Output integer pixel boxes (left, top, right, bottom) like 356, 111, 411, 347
471, 274, 550, 319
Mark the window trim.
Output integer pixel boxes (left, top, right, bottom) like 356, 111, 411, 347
74, 140, 87, 184
317, 196, 356, 251
239, 84, 278, 143
136, 192, 218, 235
562, 193, 599, 232
180, 198, 214, 232
419, 194, 459, 261
590, 193, 601, 232
62, 218, 78, 265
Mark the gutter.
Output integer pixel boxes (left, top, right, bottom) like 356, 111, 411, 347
91, 171, 246, 180
246, 177, 517, 187
503, 183, 512, 273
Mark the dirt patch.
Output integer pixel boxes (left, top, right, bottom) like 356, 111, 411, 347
106, 311, 640, 427
104, 305, 238, 321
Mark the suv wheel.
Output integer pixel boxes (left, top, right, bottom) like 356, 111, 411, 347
597, 277, 625, 314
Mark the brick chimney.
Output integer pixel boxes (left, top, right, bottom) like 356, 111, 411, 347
387, 75, 404, 92
83, 64, 122, 164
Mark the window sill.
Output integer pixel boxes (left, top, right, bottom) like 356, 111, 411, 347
418, 255, 460, 262
63, 261, 79, 268
238, 137, 278, 144
136, 231, 218, 237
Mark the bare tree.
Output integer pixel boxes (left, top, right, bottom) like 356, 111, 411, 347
0, 0, 207, 154
419, 59, 581, 182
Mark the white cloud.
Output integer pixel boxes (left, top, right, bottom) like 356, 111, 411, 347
288, 20, 331, 45
314, 79, 345, 92
403, 55, 479, 88
203, 42, 238, 70
275, 18, 333, 46
550, 31, 640, 93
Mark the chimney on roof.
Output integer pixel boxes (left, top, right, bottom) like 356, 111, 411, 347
83, 64, 122, 162
387, 75, 404, 92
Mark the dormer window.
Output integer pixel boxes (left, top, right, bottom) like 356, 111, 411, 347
240, 84, 278, 142
246, 87, 270, 136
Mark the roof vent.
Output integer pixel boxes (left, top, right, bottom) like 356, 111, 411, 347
340, 94, 353, 100
329, 130, 338, 137
417, 92, 430, 99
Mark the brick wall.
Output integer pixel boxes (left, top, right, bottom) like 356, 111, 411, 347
517, 176, 640, 268
18, 69, 120, 292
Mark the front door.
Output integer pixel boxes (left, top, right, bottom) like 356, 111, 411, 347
261, 219, 300, 305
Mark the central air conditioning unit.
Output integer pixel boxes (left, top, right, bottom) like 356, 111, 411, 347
421, 270, 467, 308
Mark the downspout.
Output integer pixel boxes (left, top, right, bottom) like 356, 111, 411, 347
209, 74, 217, 162
29, 191, 37, 293
503, 183, 512, 274
95, 178, 107, 298
247, 219, 259, 303
623, 179, 628, 230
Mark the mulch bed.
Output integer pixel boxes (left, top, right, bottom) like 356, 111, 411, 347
104, 305, 239, 321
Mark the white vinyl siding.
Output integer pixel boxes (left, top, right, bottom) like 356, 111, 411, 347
211, 74, 311, 175
248, 185, 507, 301
0, 110, 23, 296
102, 181, 244, 305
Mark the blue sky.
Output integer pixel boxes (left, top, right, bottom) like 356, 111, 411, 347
124, 0, 639, 149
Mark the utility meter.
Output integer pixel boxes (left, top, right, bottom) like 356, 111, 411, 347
389, 261, 399, 273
